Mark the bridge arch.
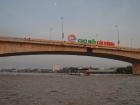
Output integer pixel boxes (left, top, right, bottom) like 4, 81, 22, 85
0, 48, 139, 63
0, 38, 140, 74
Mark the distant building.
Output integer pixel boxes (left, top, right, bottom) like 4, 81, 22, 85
52, 64, 60, 72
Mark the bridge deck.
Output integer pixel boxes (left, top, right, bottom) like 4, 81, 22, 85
0, 36, 140, 52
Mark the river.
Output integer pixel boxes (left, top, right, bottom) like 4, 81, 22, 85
0, 73, 140, 105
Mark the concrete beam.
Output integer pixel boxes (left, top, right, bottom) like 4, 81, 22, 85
133, 62, 140, 75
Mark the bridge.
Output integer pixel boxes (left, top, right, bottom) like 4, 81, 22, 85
0, 36, 140, 74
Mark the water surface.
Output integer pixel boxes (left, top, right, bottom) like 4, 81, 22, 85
0, 73, 140, 105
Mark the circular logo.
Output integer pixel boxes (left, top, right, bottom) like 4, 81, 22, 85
68, 34, 77, 42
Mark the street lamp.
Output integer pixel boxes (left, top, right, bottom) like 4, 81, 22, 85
114, 25, 120, 47
130, 38, 133, 48
49, 27, 53, 40
60, 17, 64, 41
95, 33, 98, 41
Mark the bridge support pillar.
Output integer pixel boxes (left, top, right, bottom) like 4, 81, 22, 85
132, 62, 140, 75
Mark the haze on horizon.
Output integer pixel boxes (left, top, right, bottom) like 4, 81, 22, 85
0, 0, 140, 69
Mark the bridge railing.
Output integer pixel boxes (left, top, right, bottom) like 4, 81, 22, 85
0, 36, 140, 51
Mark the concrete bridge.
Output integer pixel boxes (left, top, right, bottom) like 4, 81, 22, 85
0, 36, 140, 74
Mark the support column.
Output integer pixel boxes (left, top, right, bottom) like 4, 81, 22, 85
132, 62, 140, 75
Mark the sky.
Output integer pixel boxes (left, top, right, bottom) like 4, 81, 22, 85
0, 0, 140, 69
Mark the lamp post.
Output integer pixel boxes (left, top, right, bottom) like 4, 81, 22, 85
115, 25, 120, 47
95, 33, 98, 41
130, 38, 133, 48
49, 27, 53, 40
60, 17, 64, 41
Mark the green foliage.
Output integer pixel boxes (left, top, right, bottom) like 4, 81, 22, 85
116, 66, 132, 74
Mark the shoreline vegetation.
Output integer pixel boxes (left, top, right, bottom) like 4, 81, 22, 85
0, 66, 132, 74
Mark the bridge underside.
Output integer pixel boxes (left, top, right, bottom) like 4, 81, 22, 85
0, 50, 139, 62
0, 39, 140, 74
0, 51, 140, 75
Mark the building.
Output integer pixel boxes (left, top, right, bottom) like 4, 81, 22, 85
52, 64, 60, 72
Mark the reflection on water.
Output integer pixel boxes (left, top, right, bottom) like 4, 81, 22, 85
0, 73, 140, 105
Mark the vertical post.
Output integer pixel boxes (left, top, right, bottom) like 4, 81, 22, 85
60, 17, 64, 41
49, 27, 53, 40
115, 25, 120, 48
95, 33, 98, 41
130, 38, 133, 48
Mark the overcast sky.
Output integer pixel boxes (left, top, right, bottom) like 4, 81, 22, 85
0, 0, 140, 69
